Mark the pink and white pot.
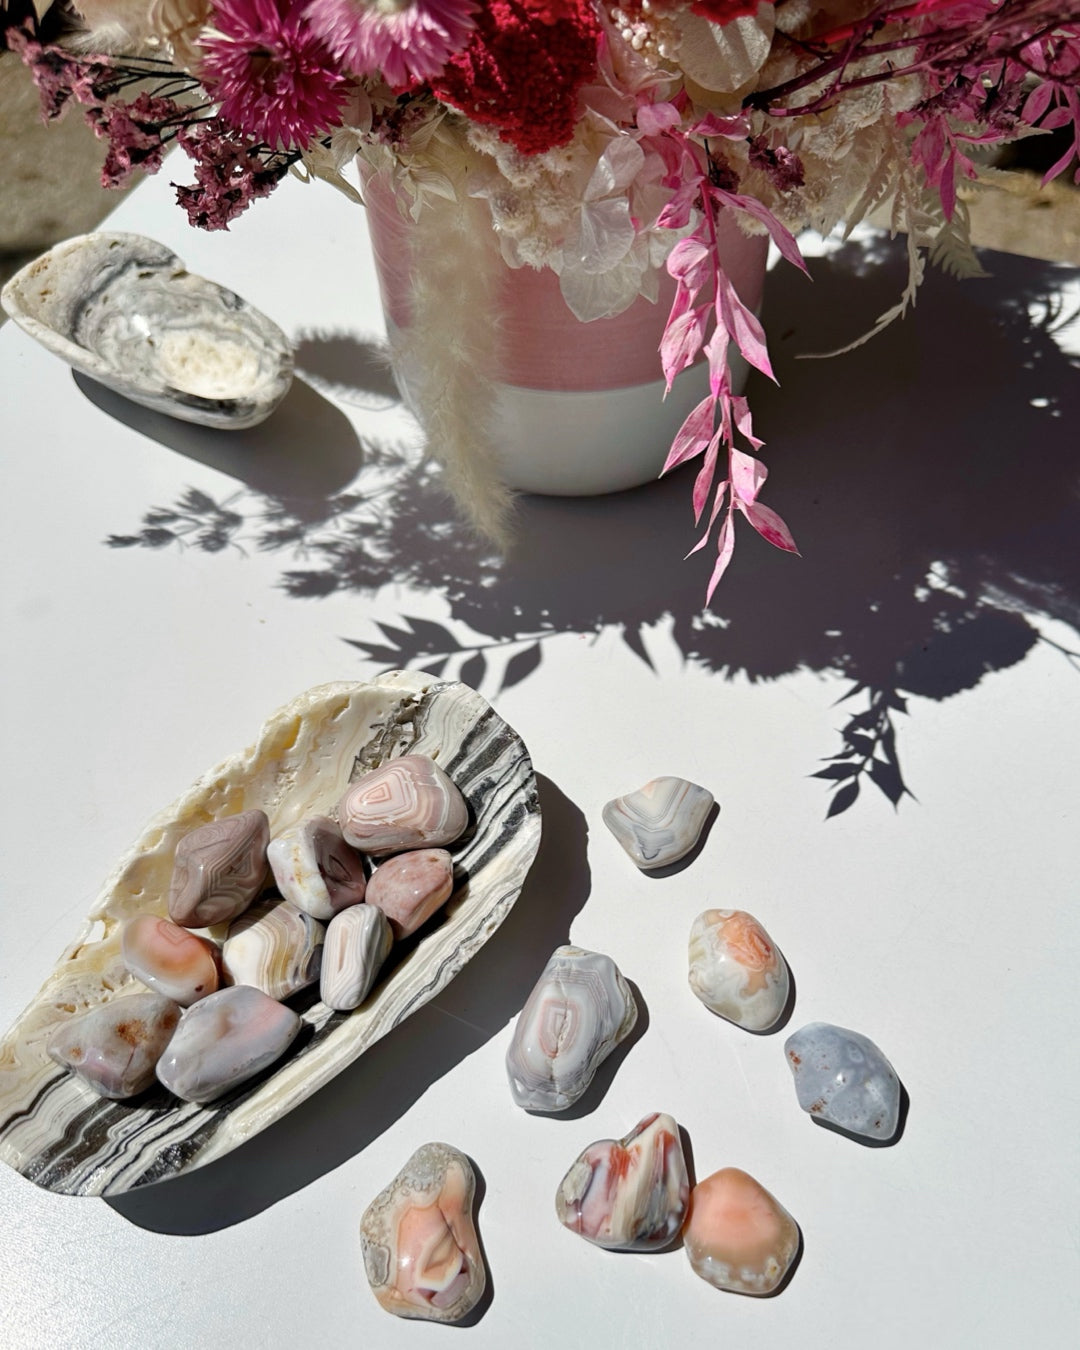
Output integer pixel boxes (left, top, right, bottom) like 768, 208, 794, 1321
363, 170, 768, 498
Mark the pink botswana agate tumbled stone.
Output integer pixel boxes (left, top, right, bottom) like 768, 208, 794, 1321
168, 809, 270, 928
121, 914, 220, 1006
683, 1167, 799, 1296
360, 1141, 486, 1324
556, 1112, 689, 1251
337, 755, 467, 857
47, 991, 181, 1098
267, 814, 367, 922
366, 848, 454, 940
155, 985, 301, 1104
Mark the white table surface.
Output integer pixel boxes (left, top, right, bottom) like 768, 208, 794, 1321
1, 161, 1078, 1350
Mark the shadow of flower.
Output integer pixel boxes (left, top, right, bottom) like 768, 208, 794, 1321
106, 236, 1080, 816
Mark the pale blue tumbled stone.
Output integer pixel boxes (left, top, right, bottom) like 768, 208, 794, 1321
784, 1022, 901, 1141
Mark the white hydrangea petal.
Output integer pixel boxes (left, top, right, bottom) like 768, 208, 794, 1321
585, 137, 647, 201
565, 198, 636, 276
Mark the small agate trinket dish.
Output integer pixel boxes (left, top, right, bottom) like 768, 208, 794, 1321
360, 1142, 487, 1323
0, 232, 293, 428
556, 1112, 689, 1251
0, 674, 540, 1195
602, 776, 713, 869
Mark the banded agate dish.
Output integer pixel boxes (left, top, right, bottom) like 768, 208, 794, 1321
0, 232, 293, 429
0, 673, 541, 1195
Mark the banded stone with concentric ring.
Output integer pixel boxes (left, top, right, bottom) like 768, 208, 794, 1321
337, 755, 467, 857
168, 809, 270, 927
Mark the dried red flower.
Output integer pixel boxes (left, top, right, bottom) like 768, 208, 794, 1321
431, 0, 601, 155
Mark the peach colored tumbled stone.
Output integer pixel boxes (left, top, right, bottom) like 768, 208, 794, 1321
365, 849, 454, 940
121, 914, 220, 1006
683, 1167, 799, 1296
360, 1142, 486, 1323
688, 909, 790, 1032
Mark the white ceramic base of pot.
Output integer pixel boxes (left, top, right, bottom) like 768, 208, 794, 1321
387, 318, 750, 498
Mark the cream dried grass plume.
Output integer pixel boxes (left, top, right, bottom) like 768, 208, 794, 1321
385, 167, 515, 548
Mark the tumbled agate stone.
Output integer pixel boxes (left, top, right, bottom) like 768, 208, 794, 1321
366, 848, 454, 940
156, 984, 301, 1104
684, 1167, 799, 1296
121, 914, 220, 1006
168, 809, 270, 928
321, 904, 393, 1012
267, 815, 367, 921
360, 1141, 486, 1323
338, 754, 468, 857
688, 909, 790, 1032
602, 776, 714, 869
47, 991, 181, 1099
556, 1112, 689, 1251
785, 1022, 901, 1141
222, 899, 324, 1001
506, 946, 638, 1112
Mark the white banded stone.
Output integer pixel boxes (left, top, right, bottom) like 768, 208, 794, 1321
320, 905, 393, 1012
506, 946, 638, 1112
267, 814, 368, 921
602, 776, 713, 869
222, 899, 324, 1001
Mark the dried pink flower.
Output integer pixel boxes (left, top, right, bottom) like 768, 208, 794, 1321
174, 119, 289, 229
199, 0, 349, 148
305, 0, 477, 88
86, 93, 182, 186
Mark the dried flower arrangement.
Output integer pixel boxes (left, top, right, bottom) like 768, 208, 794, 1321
4, 0, 1078, 592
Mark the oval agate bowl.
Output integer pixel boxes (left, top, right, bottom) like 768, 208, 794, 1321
0, 232, 293, 428
0, 673, 541, 1195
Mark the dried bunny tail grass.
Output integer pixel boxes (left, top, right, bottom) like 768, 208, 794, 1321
395, 187, 515, 548
66, 0, 163, 52
149, 0, 212, 68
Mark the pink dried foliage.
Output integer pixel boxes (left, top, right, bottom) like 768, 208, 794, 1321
656, 123, 801, 597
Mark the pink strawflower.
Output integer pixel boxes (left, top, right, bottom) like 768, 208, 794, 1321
200, 0, 348, 149
305, 0, 477, 88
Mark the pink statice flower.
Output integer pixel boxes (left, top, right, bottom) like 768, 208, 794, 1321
199, 0, 349, 149
305, 0, 477, 89
7, 27, 113, 119
86, 93, 183, 186
174, 119, 290, 229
